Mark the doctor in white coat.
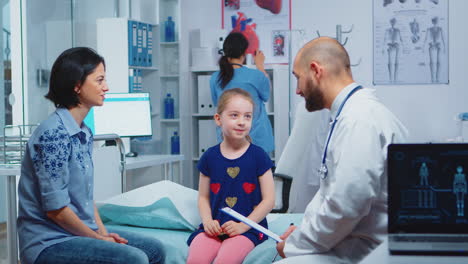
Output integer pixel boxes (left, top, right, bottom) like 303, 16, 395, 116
275, 37, 408, 263
275, 101, 329, 213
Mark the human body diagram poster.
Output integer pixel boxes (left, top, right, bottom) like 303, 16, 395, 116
222, 0, 291, 64
373, 0, 448, 85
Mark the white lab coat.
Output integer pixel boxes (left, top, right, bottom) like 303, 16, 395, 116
279, 84, 409, 263
275, 101, 330, 213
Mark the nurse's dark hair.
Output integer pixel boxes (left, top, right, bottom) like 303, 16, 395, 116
218, 32, 248, 88
45, 47, 105, 108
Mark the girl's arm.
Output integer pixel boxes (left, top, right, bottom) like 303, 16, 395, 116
198, 172, 222, 236
222, 169, 275, 236
246, 168, 275, 222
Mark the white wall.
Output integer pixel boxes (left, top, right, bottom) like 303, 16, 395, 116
23, 0, 72, 125
181, 0, 468, 143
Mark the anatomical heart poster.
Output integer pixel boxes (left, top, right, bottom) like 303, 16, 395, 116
222, 0, 291, 64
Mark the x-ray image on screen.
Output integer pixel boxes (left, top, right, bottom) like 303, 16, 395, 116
389, 146, 468, 227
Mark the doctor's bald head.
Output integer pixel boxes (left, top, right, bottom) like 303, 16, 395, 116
293, 37, 355, 111
295, 37, 352, 78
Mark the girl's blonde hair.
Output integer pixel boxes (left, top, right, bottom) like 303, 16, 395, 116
216, 88, 254, 142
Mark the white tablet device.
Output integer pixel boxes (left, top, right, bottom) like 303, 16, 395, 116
220, 207, 283, 242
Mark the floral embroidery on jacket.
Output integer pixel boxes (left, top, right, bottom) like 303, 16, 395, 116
32, 120, 91, 181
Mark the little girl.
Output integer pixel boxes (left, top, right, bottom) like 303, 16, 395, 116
186, 88, 275, 264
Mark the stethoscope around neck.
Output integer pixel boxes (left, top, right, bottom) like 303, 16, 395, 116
318, 85, 362, 180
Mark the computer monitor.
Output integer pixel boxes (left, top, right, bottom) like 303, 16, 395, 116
84, 93, 152, 137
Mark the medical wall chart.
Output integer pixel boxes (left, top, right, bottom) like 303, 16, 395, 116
373, 0, 448, 85
222, 0, 291, 64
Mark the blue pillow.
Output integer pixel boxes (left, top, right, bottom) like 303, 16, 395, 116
99, 197, 195, 230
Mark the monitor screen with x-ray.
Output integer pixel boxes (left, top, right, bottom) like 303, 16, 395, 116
388, 143, 468, 234
84, 93, 152, 137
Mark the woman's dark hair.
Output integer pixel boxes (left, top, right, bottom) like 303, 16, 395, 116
45, 47, 105, 108
218, 32, 248, 88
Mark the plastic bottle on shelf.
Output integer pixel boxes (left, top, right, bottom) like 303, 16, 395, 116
164, 93, 175, 119
171, 131, 180, 154
164, 16, 175, 42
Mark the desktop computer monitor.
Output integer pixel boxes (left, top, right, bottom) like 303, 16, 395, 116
84, 93, 152, 137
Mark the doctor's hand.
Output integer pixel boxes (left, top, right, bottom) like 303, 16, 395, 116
203, 219, 222, 237
276, 225, 296, 258
222, 221, 250, 237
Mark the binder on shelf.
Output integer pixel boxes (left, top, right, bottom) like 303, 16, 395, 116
147, 24, 153, 67
128, 21, 133, 66
198, 120, 218, 157
136, 69, 143, 92
137, 22, 144, 66
129, 20, 138, 66
197, 75, 214, 114
128, 68, 134, 93
130, 69, 142, 93
142, 23, 148, 67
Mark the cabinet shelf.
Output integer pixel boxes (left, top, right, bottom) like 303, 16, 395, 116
160, 41, 179, 46
97, 15, 181, 157
130, 66, 158, 71
192, 113, 215, 117
161, 118, 180, 123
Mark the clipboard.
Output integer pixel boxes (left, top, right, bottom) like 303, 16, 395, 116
220, 207, 283, 242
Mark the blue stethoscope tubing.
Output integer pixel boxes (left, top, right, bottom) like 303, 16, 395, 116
319, 85, 363, 179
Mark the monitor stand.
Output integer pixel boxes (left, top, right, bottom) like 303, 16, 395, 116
125, 151, 138, 158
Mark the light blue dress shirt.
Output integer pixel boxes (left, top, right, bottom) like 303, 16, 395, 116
17, 108, 97, 264
210, 66, 274, 153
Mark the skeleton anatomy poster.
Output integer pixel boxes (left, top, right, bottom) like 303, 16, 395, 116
222, 0, 291, 64
373, 0, 448, 85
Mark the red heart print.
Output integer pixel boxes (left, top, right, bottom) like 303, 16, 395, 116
210, 183, 221, 194
243, 183, 256, 194
258, 233, 264, 240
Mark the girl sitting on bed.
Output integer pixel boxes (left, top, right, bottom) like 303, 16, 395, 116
186, 88, 275, 264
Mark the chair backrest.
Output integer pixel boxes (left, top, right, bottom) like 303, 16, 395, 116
272, 173, 292, 213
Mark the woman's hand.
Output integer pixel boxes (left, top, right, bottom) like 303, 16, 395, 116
222, 221, 250, 237
97, 233, 128, 244
254, 50, 265, 68
98, 235, 117, 243
108, 233, 128, 244
203, 219, 222, 237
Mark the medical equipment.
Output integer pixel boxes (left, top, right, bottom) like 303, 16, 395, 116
0, 124, 37, 164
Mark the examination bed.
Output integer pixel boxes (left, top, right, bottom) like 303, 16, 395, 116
97, 179, 302, 264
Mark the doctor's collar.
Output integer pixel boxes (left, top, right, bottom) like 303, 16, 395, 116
329, 82, 359, 120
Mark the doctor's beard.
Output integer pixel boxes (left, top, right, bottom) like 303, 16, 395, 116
304, 77, 325, 112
